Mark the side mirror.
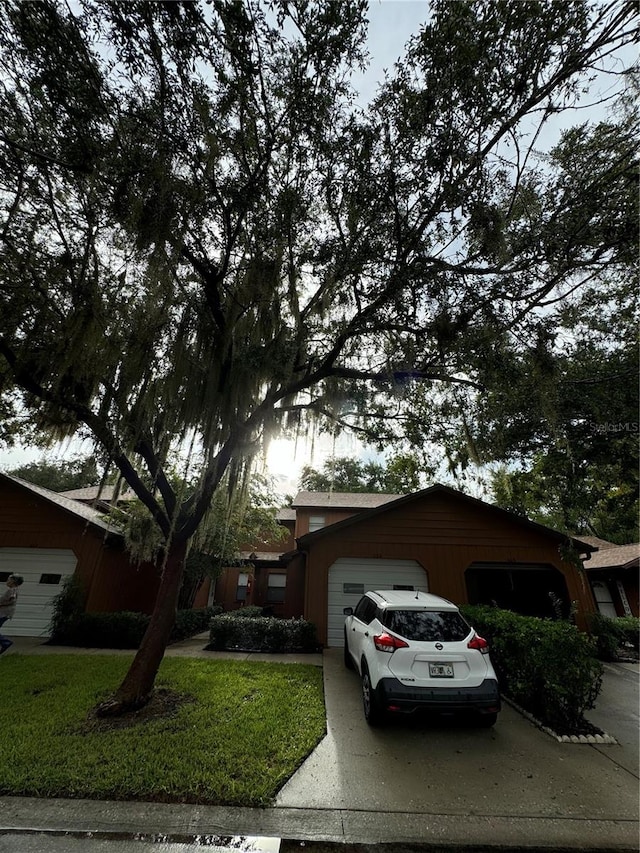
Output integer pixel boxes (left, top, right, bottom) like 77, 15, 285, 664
343, 606, 353, 616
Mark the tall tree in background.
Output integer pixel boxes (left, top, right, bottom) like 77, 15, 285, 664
0, 1, 636, 713
380, 90, 638, 534
483, 105, 639, 542
299, 453, 424, 494
6, 454, 101, 492
484, 272, 639, 543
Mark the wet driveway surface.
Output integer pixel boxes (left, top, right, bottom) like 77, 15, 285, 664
276, 649, 639, 822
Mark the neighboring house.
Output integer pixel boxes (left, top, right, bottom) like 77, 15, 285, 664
580, 537, 639, 618
0, 473, 161, 637
58, 484, 138, 511
214, 485, 598, 646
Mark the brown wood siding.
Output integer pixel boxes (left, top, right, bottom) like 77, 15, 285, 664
279, 522, 296, 552
213, 567, 243, 611
83, 546, 160, 614
624, 572, 639, 616
0, 479, 159, 614
303, 493, 596, 644
612, 573, 639, 617
295, 509, 360, 537
192, 578, 212, 609
283, 557, 306, 618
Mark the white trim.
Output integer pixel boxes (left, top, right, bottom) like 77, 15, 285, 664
616, 580, 632, 617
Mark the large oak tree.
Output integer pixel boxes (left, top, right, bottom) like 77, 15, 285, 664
0, 0, 636, 712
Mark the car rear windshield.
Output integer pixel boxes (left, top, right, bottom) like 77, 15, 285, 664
381, 609, 470, 642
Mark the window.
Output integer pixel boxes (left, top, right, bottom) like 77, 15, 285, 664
354, 595, 377, 625
236, 572, 249, 601
343, 582, 364, 595
40, 574, 62, 585
309, 515, 325, 532
267, 573, 286, 604
381, 609, 470, 642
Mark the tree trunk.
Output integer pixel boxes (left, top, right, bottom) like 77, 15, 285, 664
177, 572, 203, 610
97, 539, 188, 716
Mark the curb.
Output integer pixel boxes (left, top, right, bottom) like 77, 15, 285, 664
502, 696, 618, 744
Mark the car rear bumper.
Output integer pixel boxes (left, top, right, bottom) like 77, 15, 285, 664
375, 677, 501, 715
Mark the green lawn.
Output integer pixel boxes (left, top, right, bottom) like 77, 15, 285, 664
0, 655, 325, 805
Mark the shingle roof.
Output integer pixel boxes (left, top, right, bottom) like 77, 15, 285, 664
276, 508, 296, 522
577, 536, 619, 551
59, 485, 137, 503
292, 490, 404, 510
1, 473, 121, 535
585, 543, 639, 570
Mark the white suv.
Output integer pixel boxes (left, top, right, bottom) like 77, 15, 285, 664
343, 590, 500, 726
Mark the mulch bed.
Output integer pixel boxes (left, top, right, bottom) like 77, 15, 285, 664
74, 688, 195, 734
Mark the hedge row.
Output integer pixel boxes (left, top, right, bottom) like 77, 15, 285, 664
208, 613, 319, 653
587, 613, 640, 660
51, 605, 223, 649
460, 605, 603, 734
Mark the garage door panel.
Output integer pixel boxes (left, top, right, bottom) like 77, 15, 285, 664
0, 548, 77, 637
327, 558, 428, 647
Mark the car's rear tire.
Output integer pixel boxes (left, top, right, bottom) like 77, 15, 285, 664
343, 630, 354, 669
361, 664, 384, 726
477, 712, 498, 728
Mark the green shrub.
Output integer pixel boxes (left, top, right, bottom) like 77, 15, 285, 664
232, 605, 265, 619
587, 613, 640, 660
208, 613, 319, 653
59, 610, 150, 649
50, 602, 223, 649
171, 605, 223, 641
461, 605, 603, 734
48, 575, 86, 641
617, 616, 640, 651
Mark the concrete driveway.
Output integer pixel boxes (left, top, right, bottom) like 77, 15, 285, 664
276, 649, 639, 846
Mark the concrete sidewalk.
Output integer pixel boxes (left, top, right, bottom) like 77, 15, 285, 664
5, 632, 323, 666
1, 639, 638, 851
1, 794, 638, 851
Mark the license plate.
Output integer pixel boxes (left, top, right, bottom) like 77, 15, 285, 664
429, 662, 454, 678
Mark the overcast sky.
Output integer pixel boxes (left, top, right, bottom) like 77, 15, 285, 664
358, 0, 429, 97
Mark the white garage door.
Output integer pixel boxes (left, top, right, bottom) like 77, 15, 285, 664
0, 548, 77, 637
327, 557, 428, 647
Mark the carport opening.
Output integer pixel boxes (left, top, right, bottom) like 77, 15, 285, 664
465, 562, 570, 619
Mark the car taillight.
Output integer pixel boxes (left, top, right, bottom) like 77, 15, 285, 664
373, 632, 409, 653
467, 633, 489, 654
